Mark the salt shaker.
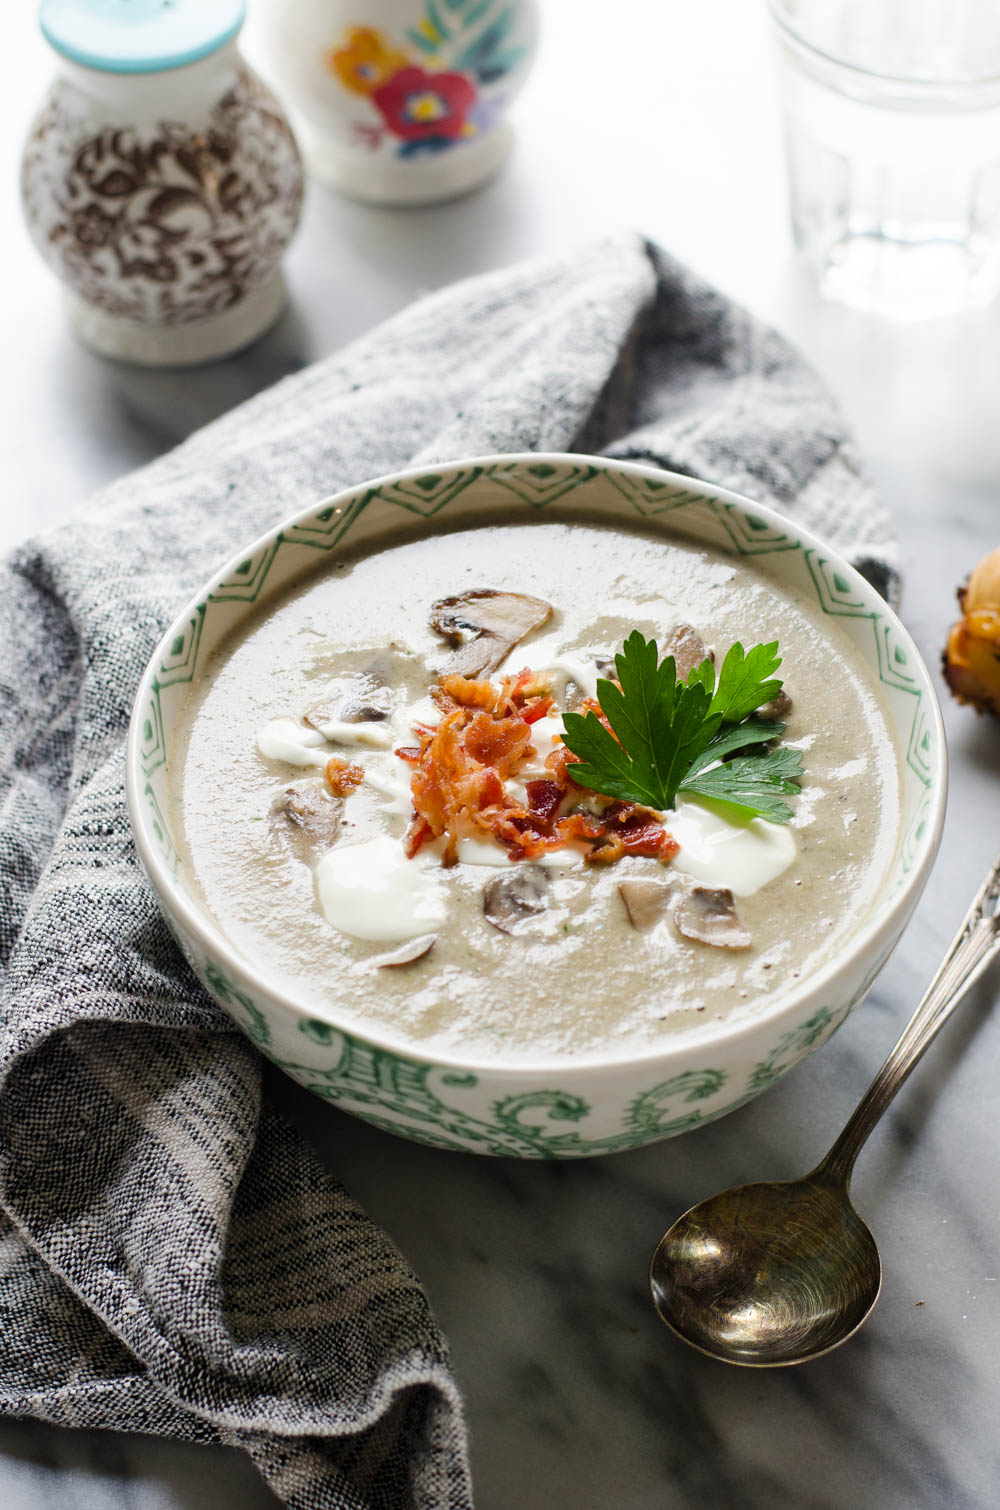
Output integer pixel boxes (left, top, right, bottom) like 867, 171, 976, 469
21, 0, 304, 365
256, 0, 539, 205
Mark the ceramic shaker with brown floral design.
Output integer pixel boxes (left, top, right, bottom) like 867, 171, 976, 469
21, 0, 304, 365
257, 0, 538, 205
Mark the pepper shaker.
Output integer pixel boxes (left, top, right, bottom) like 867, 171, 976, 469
256, 0, 539, 205
21, 0, 304, 365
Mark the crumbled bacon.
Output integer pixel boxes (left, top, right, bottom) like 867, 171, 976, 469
403, 816, 433, 859
495, 667, 553, 718
325, 755, 364, 796
585, 805, 680, 865
521, 697, 554, 725
478, 809, 558, 861
434, 674, 498, 713
525, 779, 565, 830
552, 811, 607, 845
462, 710, 532, 775
406, 709, 508, 864
543, 743, 581, 788
402, 669, 676, 868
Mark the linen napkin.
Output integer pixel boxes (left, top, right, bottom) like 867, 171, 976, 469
0, 233, 896, 1510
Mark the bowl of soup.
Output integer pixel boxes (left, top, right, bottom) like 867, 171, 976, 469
126, 453, 946, 1157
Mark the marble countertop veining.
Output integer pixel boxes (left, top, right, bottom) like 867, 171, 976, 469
3, 3, 1000, 1508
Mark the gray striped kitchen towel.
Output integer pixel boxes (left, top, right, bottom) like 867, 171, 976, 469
0, 233, 895, 1510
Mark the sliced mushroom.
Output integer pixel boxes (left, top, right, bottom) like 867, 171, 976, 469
271, 780, 343, 861
371, 934, 436, 969
672, 885, 752, 950
663, 624, 712, 682
756, 690, 792, 721
618, 879, 673, 932
431, 590, 552, 678
305, 671, 392, 729
620, 871, 752, 949
483, 865, 550, 935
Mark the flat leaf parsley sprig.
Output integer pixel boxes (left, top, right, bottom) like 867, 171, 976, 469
560, 631, 803, 823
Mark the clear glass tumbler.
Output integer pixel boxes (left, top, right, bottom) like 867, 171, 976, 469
768, 0, 1000, 319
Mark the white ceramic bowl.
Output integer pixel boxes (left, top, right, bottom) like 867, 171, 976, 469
126, 454, 946, 1158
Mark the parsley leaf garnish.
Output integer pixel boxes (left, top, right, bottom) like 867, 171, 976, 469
679, 746, 802, 822
707, 641, 784, 722
560, 631, 802, 823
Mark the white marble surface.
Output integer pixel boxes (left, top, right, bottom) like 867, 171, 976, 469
4, 2, 1000, 1507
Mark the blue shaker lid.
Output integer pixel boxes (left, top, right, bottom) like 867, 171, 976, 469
39, 0, 245, 75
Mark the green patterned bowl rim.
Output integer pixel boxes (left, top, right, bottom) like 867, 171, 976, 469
125, 452, 947, 1076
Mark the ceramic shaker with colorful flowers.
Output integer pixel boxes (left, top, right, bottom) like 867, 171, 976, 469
257, 0, 538, 204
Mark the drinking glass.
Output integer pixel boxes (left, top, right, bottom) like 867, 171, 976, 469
768, 0, 1000, 319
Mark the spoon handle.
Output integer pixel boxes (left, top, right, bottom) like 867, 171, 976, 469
819, 851, 1000, 1187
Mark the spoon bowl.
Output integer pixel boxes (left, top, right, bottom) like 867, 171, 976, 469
649, 853, 1000, 1366
649, 1175, 882, 1366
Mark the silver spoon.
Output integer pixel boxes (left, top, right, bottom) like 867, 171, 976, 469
649, 852, 1000, 1366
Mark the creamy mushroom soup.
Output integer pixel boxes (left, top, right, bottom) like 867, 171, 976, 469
171, 520, 902, 1059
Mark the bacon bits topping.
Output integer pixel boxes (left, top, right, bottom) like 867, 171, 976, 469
325, 755, 365, 797
401, 668, 677, 868
483, 866, 550, 935
586, 802, 679, 864
431, 590, 553, 678
525, 779, 565, 829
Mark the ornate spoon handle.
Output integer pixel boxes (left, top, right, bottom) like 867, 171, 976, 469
819, 853, 1000, 1187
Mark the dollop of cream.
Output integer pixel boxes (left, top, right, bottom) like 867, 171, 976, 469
399, 695, 440, 729
499, 631, 601, 701
536, 847, 583, 869
668, 798, 797, 897
362, 755, 414, 817
315, 836, 447, 941
455, 835, 513, 866
522, 713, 566, 772
256, 719, 329, 767
542, 656, 600, 700
307, 717, 393, 749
